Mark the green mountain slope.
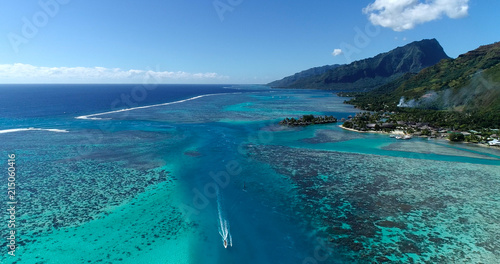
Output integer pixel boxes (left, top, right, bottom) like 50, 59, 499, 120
268, 39, 449, 91
351, 41, 500, 113
268, 64, 340, 88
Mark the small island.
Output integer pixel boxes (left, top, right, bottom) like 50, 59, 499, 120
280, 114, 337, 126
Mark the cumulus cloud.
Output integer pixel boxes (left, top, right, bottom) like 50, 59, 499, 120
363, 0, 469, 31
0, 63, 228, 83
332, 49, 343, 56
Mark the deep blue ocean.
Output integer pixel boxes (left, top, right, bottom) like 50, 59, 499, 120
0, 84, 259, 118
1, 84, 500, 263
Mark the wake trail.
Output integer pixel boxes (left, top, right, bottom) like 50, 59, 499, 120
217, 189, 232, 248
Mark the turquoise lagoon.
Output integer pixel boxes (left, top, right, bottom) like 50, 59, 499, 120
1, 85, 499, 263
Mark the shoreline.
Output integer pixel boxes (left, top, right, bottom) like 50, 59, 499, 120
339, 125, 405, 135
340, 125, 500, 150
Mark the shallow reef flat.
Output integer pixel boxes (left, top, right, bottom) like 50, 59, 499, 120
0, 128, 193, 263
248, 144, 500, 263
381, 141, 500, 161
9, 179, 193, 264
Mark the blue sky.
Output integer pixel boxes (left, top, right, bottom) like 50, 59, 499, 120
0, 0, 499, 84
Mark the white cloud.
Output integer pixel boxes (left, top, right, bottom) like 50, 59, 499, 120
363, 0, 469, 31
0, 63, 229, 83
332, 49, 343, 56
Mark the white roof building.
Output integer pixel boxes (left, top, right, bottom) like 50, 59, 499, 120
488, 139, 500, 146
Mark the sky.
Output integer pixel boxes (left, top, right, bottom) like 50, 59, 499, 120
0, 0, 499, 84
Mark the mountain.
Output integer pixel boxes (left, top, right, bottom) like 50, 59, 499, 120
268, 64, 341, 88
349, 41, 500, 115
268, 39, 450, 91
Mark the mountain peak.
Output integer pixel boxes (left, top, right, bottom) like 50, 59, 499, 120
268, 39, 449, 91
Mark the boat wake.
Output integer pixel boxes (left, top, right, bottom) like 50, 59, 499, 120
217, 190, 232, 249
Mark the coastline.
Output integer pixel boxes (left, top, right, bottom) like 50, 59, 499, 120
339, 125, 405, 135
340, 125, 500, 150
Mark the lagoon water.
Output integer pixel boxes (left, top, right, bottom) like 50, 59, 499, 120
1, 84, 499, 263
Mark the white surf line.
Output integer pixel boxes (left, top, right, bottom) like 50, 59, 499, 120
75, 92, 244, 120
0, 128, 69, 134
